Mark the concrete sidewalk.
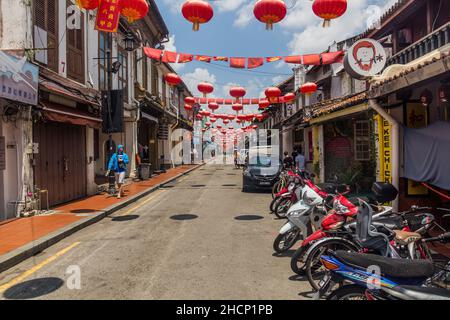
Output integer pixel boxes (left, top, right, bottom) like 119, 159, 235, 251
0, 164, 203, 273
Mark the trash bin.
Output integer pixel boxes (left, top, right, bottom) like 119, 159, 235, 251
139, 164, 151, 180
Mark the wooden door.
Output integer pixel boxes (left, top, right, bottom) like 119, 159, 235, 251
34, 122, 87, 206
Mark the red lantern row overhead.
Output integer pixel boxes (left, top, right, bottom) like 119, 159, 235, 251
198, 82, 214, 97
258, 99, 270, 109
121, 0, 149, 23
182, 0, 214, 31
300, 82, 318, 96
208, 102, 219, 112
253, 0, 287, 30
265, 87, 282, 103
229, 87, 246, 101
232, 103, 244, 113
75, 0, 99, 10
185, 96, 196, 105
312, 0, 347, 28
284, 92, 296, 102
164, 73, 182, 87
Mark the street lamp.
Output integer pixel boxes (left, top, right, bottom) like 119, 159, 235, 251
123, 32, 136, 52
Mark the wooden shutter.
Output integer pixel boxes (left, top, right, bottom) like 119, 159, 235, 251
67, 0, 85, 83
34, 0, 58, 72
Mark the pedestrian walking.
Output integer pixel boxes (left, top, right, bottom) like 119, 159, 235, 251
294, 146, 306, 172
106, 144, 129, 199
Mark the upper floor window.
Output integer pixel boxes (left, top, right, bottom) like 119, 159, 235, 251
66, 1, 85, 83
33, 0, 58, 72
117, 46, 129, 103
98, 32, 111, 91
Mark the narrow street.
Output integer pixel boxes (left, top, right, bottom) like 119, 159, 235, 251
0, 165, 311, 300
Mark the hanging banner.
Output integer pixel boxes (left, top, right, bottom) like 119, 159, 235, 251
143, 47, 344, 70
95, 0, 121, 33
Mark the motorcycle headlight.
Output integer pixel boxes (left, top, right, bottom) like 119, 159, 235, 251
333, 199, 350, 215
302, 192, 316, 206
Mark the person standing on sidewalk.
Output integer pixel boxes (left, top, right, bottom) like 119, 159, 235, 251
106, 144, 129, 199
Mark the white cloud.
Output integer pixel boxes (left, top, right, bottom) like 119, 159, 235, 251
233, 2, 254, 28
216, 0, 246, 12
182, 68, 217, 97
287, 0, 376, 55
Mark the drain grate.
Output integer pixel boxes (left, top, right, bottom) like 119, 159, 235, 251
191, 184, 206, 188
170, 214, 198, 221
222, 184, 237, 187
226, 173, 237, 176
111, 215, 140, 222
234, 215, 264, 221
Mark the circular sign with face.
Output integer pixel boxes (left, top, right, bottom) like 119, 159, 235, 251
344, 38, 387, 79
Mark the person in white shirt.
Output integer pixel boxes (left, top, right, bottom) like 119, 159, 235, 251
295, 147, 306, 171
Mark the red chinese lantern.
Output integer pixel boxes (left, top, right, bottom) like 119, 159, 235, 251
312, 0, 347, 28
203, 110, 211, 117
165, 73, 181, 87
120, 0, 149, 23
185, 96, 196, 104
265, 87, 281, 103
196, 114, 203, 120
252, 125, 259, 129
300, 82, 318, 96
208, 102, 219, 112
75, 0, 99, 10
232, 103, 243, 113
205, 122, 211, 127
223, 119, 230, 125
210, 117, 217, 123
253, 0, 287, 30
256, 114, 265, 121
216, 125, 222, 129
184, 104, 193, 111
202, 128, 206, 132
198, 82, 214, 97
258, 99, 270, 109
237, 114, 247, 121
230, 86, 246, 101
182, 0, 214, 32
284, 92, 296, 102
228, 114, 236, 120
246, 114, 255, 121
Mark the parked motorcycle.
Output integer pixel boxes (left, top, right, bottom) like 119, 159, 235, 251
320, 229, 450, 300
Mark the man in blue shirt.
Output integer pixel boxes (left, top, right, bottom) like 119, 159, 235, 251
106, 144, 129, 199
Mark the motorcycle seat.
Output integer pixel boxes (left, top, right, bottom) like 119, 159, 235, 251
385, 285, 450, 300
372, 216, 404, 230
394, 230, 422, 245
333, 250, 435, 279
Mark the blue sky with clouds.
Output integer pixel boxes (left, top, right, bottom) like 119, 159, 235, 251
157, 0, 396, 113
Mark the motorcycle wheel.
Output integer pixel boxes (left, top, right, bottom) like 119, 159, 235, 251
273, 229, 301, 254
274, 198, 292, 219
326, 285, 368, 300
271, 181, 281, 199
290, 246, 308, 275
305, 239, 359, 292
269, 196, 281, 213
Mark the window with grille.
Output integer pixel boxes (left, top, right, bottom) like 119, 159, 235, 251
354, 120, 371, 161
34, 0, 58, 72
117, 47, 129, 103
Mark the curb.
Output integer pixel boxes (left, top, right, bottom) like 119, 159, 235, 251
0, 164, 204, 274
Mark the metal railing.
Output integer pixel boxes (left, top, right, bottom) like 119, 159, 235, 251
386, 22, 450, 66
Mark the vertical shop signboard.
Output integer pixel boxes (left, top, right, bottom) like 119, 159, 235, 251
376, 115, 392, 184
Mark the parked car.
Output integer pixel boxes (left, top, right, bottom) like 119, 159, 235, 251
242, 151, 282, 192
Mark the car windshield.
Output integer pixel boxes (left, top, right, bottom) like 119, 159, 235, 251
248, 155, 279, 167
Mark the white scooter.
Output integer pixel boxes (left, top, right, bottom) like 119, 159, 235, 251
273, 182, 329, 254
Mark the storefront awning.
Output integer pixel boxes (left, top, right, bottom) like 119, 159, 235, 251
309, 103, 368, 124
141, 111, 158, 123
39, 102, 101, 128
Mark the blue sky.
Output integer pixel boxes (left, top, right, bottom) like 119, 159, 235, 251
157, 0, 396, 113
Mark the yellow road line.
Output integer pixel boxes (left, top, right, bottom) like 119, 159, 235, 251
118, 189, 166, 216
0, 241, 81, 294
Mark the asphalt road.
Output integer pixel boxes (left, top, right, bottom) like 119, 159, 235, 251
0, 165, 312, 300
